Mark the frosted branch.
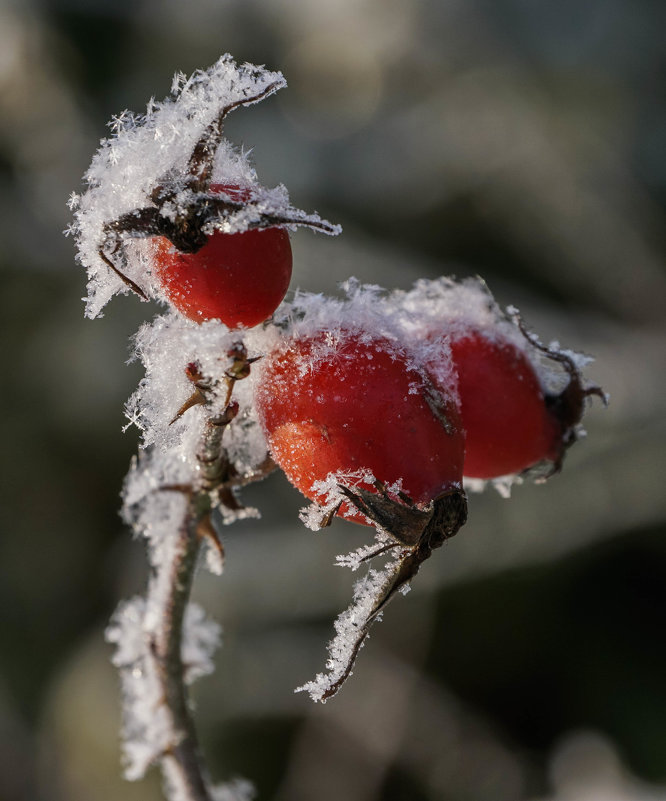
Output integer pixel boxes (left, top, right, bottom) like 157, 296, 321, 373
106, 341, 266, 801
296, 488, 468, 702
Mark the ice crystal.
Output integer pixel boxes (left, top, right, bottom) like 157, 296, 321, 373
106, 597, 221, 781
70, 55, 339, 319
210, 779, 257, 801
295, 554, 402, 703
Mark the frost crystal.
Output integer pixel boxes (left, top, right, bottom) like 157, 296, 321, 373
295, 555, 402, 703
70, 55, 339, 319
123, 314, 270, 492
298, 469, 383, 530
210, 779, 257, 801
106, 312, 272, 782
106, 598, 220, 780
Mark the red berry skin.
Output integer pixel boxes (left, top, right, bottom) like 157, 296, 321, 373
256, 332, 465, 525
152, 184, 292, 328
432, 333, 559, 479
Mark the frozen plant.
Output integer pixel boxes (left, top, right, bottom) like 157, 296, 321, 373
70, 55, 604, 801
70, 55, 340, 801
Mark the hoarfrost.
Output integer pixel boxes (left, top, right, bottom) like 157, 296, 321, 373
295, 553, 403, 703
70, 54, 339, 320
270, 279, 411, 368
210, 779, 257, 801
105, 273, 272, 791
334, 534, 396, 571
106, 598, 220, 781
294, 474, 419, 703
298, 469, 412, 549
298, 468, 380, 530
160, 763, 255, 801
124, 313, 269, 486
181, 603, 222, 685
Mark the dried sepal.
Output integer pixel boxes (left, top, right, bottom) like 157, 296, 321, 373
297, 487, 467, 702
507, 306, 608, 476
72, 55, 341, 318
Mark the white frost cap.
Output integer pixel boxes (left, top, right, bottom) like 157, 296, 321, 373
390, 275, 525, 348
68, 54, 340, 319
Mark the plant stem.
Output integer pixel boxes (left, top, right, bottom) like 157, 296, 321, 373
126, 353, 266, 801
148, 417, 227, 801
149, 494, 213, 801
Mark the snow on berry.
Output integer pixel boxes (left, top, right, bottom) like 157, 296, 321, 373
68, 55, 340, 322
389, 276, 605, 486
72, 48, 606, 793
255, 329, 464, 523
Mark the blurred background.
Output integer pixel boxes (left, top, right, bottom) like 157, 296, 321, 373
1, 0, 665, 799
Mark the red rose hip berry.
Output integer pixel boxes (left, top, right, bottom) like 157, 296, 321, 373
256, 331, 465, 525
448, 332, 558, 479
423, 322, 604, 480
152, 184, 292, 328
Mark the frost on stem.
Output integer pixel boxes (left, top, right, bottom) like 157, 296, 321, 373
295, 559, 399, 703
209, 780, 257, 801
68, 54, 340, 319
104, 315, 275, 797
71, 52, 341, 801
106, 597, 221, 781
296, 472, 467, 702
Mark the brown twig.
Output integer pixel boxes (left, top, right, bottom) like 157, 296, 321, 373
149, 496, 213, 801
143, 349, 268, 800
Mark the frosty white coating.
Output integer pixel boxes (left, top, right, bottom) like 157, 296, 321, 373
106, 596, 221, 780
68, 55, 340, 319
71, 50, 603, 800
125, 312, 269, 484
390, 276, 578, 397
294, 562, 397, 703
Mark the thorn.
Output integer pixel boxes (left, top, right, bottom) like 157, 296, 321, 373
210, 400, 240, 427
169, 388, 207, 424
319, 501, 343, 528
197, 514, 225, 566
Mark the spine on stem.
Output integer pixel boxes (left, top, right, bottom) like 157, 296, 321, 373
106, 335, 268, 801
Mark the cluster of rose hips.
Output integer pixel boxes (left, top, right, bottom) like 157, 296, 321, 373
87, 64, 604, 703
87, 64, 600, 521
99, 100, 602, 534
115, 167, 601, 541
254, 285, 604, 529
129, 181, 603, 705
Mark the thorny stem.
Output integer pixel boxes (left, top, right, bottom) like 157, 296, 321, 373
146, 351, 270, 801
